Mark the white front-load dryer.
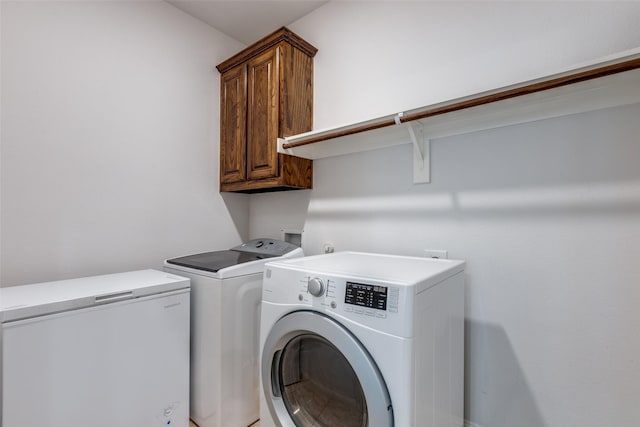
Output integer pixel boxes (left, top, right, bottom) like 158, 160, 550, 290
259, 252, 466, 427
164, 239, 303, 427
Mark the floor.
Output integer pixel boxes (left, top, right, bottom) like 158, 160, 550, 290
189, 421, 260, 427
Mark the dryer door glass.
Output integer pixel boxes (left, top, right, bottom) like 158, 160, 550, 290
279, 334, 366, 427
262, 311, 393, 427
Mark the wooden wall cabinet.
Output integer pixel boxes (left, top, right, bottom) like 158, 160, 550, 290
217, 27, 316, 193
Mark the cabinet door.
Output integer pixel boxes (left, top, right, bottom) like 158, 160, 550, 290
220, 64, 247, 184
246, 47, 279, 180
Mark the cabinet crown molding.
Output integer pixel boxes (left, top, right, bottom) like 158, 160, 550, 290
217, 27, 318, 73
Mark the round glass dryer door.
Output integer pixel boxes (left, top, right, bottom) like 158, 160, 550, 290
280, 334, 366, 426
262, 311, 393, 427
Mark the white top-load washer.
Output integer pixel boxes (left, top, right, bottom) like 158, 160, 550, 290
163, 239, 303, 427
259, 252, 466, 427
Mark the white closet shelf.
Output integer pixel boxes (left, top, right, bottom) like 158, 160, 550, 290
277, 48, 640, 183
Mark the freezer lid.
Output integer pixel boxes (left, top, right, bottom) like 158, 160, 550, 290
165, 238, 300, 273
0, 269, 189, 323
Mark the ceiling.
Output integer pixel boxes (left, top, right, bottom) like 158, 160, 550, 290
167, 0, 328, 45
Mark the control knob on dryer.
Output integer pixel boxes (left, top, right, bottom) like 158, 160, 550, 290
307, 277, 325, 297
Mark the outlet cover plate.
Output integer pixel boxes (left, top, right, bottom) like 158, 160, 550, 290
423, 249, 448, 259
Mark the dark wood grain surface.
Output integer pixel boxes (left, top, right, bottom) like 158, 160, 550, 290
218, 28, 315, 193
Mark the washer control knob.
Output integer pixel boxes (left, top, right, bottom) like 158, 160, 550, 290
307, 278, 325, 297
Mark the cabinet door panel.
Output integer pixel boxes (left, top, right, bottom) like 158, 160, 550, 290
246, 48, 279, 180
220, 65, 247, 184
279, 43, 314, 137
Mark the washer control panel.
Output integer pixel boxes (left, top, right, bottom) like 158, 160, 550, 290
231, 238, 299, 257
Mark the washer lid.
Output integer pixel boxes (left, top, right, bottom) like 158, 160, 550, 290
165, 238, 301, 274
165, 250, 272, 273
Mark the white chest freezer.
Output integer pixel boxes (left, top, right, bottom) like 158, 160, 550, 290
0, 269, 190, 427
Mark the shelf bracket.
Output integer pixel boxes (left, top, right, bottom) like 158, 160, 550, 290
406, 121, 430, 184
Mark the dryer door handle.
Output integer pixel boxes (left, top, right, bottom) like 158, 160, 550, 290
271, 349, 283, 398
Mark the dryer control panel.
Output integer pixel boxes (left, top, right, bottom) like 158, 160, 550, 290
263, 271, 412, 337
263, 251, 464, 339
345, 282, 388, 311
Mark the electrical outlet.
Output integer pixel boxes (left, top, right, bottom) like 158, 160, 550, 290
423, 249, 448, 259
324, 243, 335, 254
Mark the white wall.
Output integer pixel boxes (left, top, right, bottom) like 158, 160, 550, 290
0, 1, 247, 286
303, 1, 640, 130
249, 2, 640, 426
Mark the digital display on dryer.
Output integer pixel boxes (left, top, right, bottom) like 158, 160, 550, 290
345, 282, 387, 311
